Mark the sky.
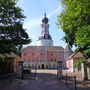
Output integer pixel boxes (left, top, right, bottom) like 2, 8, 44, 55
17, 0, 75, 51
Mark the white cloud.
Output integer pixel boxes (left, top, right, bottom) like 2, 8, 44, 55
23, 18, 42, 29
23, 5, 62, 30
47, 6, 62, 18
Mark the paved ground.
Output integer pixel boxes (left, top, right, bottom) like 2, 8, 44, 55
1, 70, 70, 90
62, 70, 90, 90
1, 69, 90, 90
1, 79, 69, 90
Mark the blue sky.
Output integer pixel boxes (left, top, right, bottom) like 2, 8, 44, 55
17, 0, 75, 51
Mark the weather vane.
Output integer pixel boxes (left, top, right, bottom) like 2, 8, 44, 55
45, 8, 46, 14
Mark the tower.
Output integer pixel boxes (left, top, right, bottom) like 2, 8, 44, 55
37, 13, 53, 46
64, 44, 73, 69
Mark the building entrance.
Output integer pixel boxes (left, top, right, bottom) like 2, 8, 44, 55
42, 64, 44, 69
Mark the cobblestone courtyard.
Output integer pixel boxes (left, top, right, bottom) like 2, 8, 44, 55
1, 70, 69, 90
1, 70, 90, 90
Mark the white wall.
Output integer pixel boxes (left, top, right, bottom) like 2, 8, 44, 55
37, 39, 53, 46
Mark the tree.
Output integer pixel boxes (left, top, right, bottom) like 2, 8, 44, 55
74, 58, 86, 71
57, 0, 90, 58
0, 0, 31, 54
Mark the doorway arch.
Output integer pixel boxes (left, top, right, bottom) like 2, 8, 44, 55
42, 64, 44, 69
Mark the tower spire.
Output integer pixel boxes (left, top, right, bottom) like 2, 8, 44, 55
45, 13, 46, 17
37, 13, 53, 46
42, 12, 49, 24
44, 8, 46, 16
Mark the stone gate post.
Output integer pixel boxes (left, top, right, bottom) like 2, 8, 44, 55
18, 61, 23, 79
81, 62, 88, 80
57, 61, 62, 79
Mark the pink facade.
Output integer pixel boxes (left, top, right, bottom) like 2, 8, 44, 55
21, 46, 65, 69
21, 14, 73, 69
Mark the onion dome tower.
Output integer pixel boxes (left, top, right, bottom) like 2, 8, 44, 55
64, 44, 73, 69
37, 13, 53, 46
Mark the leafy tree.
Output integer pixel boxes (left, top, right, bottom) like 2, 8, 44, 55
57, 0, 90, 58
74, 58, 86, 71
0, 0, 31, 54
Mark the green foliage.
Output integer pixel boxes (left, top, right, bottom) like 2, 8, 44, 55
74, 58, 86, 70
0, 55, 12, 64
0, 56, 6, 62
57, 0, 90, 58
0, 0, 31, 54
0, 55, 13, 74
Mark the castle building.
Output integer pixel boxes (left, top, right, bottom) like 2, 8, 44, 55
21, 14, 73, 69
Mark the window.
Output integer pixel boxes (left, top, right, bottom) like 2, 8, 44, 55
54, 58, 56, 62
24, 59, 26, 62
40, 53, 45, 55
36, 58, 38, 62
51, 58, 53, 62
24, 53, 26, 55
42, 58, 44, 62
50, 53, 53, 56
28, 58, 30, 62
32, 53, 35, 55
32, 58, 34, 62
47, 58, 50, 62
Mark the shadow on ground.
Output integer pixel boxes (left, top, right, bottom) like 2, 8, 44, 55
22, 72, 57, 80
61, 75, 90, 90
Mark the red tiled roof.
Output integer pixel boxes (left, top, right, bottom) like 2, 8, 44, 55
67, 51, 84, 60
0, 53, 15, 58
87, 58, 90, 64
11, 52, 22, 61
0, 53, 22, 61
22, 46, 64, 52
64, 44, 73, 53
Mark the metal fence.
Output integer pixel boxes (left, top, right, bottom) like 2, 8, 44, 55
0, 73, 18, 88
64, 73, 77, 90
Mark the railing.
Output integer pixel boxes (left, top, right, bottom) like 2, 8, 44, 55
65, 73, 77, 90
